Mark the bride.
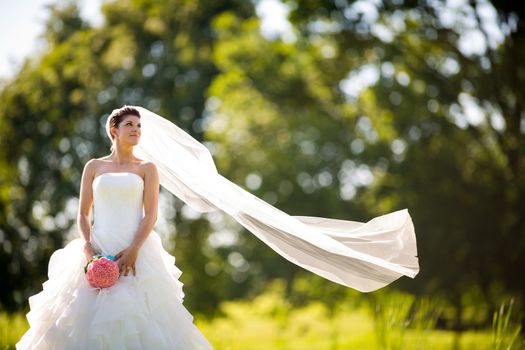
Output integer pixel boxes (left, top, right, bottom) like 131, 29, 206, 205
17, 104, 419, 349
16, 106, 214, 349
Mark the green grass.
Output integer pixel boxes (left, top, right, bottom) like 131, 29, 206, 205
2, 288, 521, 350
195, 297, 495, 350
0, 310, 27, 350
492, 298, 522, 350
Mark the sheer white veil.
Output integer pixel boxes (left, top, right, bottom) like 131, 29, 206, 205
106, 106, 420, 292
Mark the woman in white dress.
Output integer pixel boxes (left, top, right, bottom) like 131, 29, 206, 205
16, 106, 214, 349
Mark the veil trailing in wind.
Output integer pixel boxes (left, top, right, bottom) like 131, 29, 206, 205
108, 106, 420, 292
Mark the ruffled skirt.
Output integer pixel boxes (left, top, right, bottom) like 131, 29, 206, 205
16, 230, 214, 350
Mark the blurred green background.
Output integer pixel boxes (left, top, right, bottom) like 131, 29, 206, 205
0, 0, 524, 349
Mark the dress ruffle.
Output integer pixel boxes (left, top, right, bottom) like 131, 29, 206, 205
16, 233, 213, 350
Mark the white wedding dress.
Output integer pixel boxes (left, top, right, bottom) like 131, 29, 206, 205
16, 172, 214, 350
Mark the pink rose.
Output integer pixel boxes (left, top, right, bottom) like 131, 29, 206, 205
85, 257, 120, 288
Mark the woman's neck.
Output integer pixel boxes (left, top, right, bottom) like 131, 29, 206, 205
110, 145, 135, 164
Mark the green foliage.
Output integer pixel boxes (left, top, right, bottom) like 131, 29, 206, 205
409, 296, 446, 349
368, 290, 415, 350
491, 298, 523, 350
197, 285, 498, 349
0, 308, 27, 350
0, 0, 524, 337
281, 0, 525, 309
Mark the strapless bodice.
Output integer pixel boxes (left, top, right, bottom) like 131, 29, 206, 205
91, 172, 144, 253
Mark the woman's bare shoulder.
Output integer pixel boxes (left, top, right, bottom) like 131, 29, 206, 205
83, 158, 105, 172
139, 160, 158, 171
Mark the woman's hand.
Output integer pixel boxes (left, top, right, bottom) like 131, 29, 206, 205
115, 245, 140, 276
83, 241, 98, 262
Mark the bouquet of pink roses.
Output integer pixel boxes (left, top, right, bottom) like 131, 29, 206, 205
84, 254, 120, 289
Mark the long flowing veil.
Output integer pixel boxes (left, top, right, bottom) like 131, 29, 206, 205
127, 106, 419, 292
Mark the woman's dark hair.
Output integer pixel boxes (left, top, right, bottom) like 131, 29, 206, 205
107, 106, 141, 151
108, 106, 141, 140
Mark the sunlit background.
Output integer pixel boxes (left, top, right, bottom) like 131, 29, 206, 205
0, 0, 292, 79
1, 0, 524, 349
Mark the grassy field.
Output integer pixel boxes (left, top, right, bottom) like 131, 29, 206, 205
0, 304, 496, 350
196, 302, 493, 350
2, 282, 522, 350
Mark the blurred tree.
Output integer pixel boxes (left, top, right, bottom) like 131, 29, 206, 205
206, 11, 371, 301
0, 0, 254, 315
277, 0, 525, 329
0, 3, 99, 311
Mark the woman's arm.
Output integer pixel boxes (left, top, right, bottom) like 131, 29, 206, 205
77, 160, 98, 261
77, 159, 96, 242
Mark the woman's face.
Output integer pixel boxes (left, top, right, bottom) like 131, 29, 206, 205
113, 115, 141, 146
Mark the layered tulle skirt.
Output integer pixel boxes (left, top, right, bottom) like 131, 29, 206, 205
16, 230, 213, 350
